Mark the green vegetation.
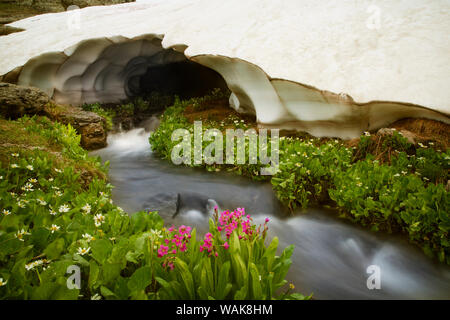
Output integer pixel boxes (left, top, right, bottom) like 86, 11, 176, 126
150, 92, 265, 180
0, 116, 304, 300
150, 94, 450, 264
81, 92, 176, 131
81, 103, 116, 131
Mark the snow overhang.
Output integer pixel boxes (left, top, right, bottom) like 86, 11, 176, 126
0, 0, 449, 139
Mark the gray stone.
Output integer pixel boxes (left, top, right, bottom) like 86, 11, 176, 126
0, 82, 49, 119
50, 105, 107, 150
376, 127, 417, 144
143, 192, 180, 220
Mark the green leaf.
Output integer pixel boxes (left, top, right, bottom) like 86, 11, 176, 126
30, 227, 51, 251
44, 238, 65, 260
262, 237, 278, 271
91, 239, 112, 265
174, 257, 195, 299
88, 260, 100, 290
100, 285, 117, 299
107, 239, 129, 265
0, 238, 23, 258
30, 282, 58, 300
249, 263, 263, 299
128, 266, 152, 292
114, 277, 130, 300
155, 277, 177, 299
216, 261, 231, 299
101, 263, 122, 285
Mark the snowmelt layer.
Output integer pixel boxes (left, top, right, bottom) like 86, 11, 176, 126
0, 0, 449, 138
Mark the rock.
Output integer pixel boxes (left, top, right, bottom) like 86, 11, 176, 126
0, 82, 49, 119
0, 25, 24, 36
376, 128, 417, 145
0, 82, 106, 149
50, 106, 107, 150
143, 192, 180, 220
376, 128, 397, 138
398, 130, 418, 145
62, 1, 134, 8
138, 116, 160, 132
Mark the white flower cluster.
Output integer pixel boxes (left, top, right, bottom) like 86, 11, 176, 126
94, 214, 105, 227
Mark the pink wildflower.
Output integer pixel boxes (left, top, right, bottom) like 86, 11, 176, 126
157, 245, 169, 258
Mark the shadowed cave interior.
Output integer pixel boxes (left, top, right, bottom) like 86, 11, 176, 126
126, 58, 229, 100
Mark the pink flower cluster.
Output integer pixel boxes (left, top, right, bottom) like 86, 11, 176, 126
199, 232, 225, 257
199, 207, 270, 258
217, 207, 268, 240
157, 225, 192, 270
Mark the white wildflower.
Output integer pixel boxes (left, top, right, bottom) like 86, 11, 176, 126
17, 200, 27, 208
82, 233, 94, 242
77, 247, 90, 256
81, 204, 91, 214
150, 229, 163, 240
418, 142, 427, 148
15, 229, 30, 241
0, 278, 7, 286
21, 183, 34, 192
2, 209, 11, 216
94, 214, 105, 227
59, 204, 70, 213
49, 224, 60, 233
25, 259, 46, 271
91, 293, 102, 300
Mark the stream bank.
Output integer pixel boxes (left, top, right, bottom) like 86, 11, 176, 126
92, 127, 450, 299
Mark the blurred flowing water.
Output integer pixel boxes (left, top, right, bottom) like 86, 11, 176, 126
91, 127, 450, 299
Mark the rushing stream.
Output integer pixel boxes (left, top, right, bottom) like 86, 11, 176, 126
91, 127, 450, 299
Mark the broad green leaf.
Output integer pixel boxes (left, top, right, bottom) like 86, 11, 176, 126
128, 266, 152, 292
174, 258, 195, 299
44, 238, 65, 260
91, 239, 113, 265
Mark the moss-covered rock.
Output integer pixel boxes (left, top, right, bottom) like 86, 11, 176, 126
0, 82, 49, 119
